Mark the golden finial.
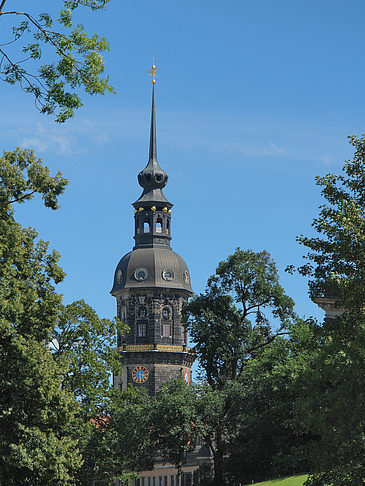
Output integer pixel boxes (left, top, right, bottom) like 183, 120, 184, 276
147, 58, 158, 85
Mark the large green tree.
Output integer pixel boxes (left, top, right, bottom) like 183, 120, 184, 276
0, 0, 114, 122
183, 248, 303, 485
0, 147, 82, 483
52, 300, 124, 419
222, 331, 311, 485
0, 148, 131, 485
290, 135, 365, 486
52, 300, 132, 485
111, 379, 201, 476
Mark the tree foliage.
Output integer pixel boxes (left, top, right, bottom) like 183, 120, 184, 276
290, 135, 365, 485
112, 380, 200, 475
0, 148, 82, 483
51, 301, 131, 485
182, 249, 302, 485
223, 334, 311, 485
0, 0, 114, 122
185, 248, 296, 388
0, 148, 130, 484
52, 300, 124, 418
293, 135, 365, 309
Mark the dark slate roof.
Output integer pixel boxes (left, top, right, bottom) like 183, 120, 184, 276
111, 247, 192, 294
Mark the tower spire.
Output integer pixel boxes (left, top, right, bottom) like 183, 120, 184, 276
149, 85, 157, 163
132, 62, 173, 249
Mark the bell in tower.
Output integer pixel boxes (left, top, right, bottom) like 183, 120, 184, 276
111, 67, 195, 396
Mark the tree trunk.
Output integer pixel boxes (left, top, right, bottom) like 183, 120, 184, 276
212, 433, 224, 486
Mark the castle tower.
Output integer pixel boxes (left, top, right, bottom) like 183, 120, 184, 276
111, 77, 194, 396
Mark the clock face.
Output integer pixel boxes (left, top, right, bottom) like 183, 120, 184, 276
132, 366, 149, 383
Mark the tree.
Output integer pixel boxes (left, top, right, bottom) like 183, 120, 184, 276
294, 135, 365, 309
0, 330, 83, 485
0, 147, 82, 483
111, 379, 201, 476
148, 378, 201, 470
0, 148, 131, 485
289, 135, 365, 485
0, 1, 114, 122
183, 248, 301, 485
222, 332, 311, 485
52, 300, 124, 419
51, 300, 132, 485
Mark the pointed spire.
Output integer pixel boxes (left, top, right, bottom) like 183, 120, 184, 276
134, 67, 170, 206
149, 85, 157, 163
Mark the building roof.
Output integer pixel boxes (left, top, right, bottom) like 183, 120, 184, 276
111, 247, 192, 294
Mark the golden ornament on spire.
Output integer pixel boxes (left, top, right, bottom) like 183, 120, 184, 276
147, 58, 158, 85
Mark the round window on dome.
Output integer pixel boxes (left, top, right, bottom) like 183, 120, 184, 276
134, 267, 148, 281
162, 268, 174, 281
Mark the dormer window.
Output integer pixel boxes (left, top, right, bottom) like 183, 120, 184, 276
116, 269, 123, 284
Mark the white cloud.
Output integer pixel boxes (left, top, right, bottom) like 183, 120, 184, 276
18, 120, 111, 156
318, 153, 331, 166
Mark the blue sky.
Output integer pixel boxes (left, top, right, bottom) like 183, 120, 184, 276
2, 0, 365, 326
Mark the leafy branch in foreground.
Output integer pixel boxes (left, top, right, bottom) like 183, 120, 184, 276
0, 0, 114, 122
290, 135, 365, 310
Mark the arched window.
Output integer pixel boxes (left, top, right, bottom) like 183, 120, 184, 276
156, 217, 162, 234
144, 221, 150, 233
162, 324, 171, 338
166, 219, 170, 235
138, 324, 146, 337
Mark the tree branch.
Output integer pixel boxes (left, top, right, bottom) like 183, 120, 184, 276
9, 190, 37, 204
246, 297, 271, 312
0, 1, 6, 15
0, 48, 37, 90
245, 331, 290, 356
0, 10, 90, 88
1, 11, 66, 56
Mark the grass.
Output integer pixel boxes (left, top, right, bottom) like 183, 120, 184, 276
244, 474, 308, 486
